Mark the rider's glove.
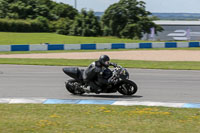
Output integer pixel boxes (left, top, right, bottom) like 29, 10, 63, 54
110, 62, 117, 67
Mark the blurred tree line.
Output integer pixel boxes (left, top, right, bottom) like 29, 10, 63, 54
0, 0, 162, 39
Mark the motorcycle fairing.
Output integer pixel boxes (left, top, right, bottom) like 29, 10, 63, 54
63, 67, 83, 82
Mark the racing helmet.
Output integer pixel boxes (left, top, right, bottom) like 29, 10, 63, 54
98, 55, 110, 67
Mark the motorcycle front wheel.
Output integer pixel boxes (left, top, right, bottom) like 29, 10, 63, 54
117, 80, 138, 95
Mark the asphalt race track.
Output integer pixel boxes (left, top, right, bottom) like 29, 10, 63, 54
0, 64, 200, 103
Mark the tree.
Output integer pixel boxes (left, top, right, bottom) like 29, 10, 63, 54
0, 0, 78, 20
0, 0, 9, 18
51, 3, 78, 20
50, 18, 73, 35
101, 0, 163, 39
70, 9, 102, 36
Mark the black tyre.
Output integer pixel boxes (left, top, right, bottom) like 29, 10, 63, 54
117, 80, 138, 95
65, 79, 85, 95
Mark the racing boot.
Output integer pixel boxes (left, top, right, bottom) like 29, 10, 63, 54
83, 85, 91, 93
95, 87, 102, 94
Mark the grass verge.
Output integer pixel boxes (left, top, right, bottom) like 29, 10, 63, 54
0, 32, 150, 45
0, 58, 200, 70
0, 104, 199, 133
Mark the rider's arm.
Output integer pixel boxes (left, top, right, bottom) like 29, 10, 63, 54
109, 62, 117, 67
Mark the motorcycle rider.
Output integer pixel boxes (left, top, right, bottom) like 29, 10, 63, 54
83, 55, 117, 94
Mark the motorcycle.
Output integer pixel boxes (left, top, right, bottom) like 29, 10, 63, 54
62, 63, 138, 95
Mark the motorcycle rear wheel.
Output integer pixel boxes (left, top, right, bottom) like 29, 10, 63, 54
117, 80, 138, 95
65, 79, 85, 95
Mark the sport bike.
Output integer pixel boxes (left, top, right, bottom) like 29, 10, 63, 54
63, 64, 138, 95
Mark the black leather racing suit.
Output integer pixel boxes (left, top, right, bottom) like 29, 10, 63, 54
83, 61, 112, 93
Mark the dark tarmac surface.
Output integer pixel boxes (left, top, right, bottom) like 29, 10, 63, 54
0, 64, 200, 103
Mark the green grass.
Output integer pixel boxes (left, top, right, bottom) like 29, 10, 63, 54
1, 58, 200, 70
0, 32, 151, 45
0, 104, 199, 133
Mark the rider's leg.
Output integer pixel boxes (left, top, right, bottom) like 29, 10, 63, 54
88, 82, 102, 94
